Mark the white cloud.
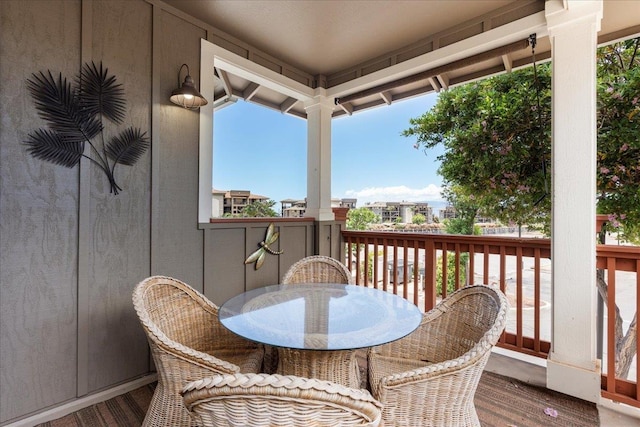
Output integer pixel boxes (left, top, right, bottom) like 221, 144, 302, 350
343, 184, 443, 206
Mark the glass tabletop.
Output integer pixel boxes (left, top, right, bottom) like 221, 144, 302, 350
219, 283, 422, 350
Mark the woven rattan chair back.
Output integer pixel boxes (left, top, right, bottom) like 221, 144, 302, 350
182, 373, 383, 427
368, 284, 508, 427
282, 255, 354, 285
133, 275, 264, 427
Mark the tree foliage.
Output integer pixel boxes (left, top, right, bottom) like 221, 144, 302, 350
437, 192, 480, 295
403, 37, 640, 241
412, 213, 426, 225
404, 37, 640, 379
440, 186, 481, 235
224, 199, 278, 218
346, 207, 378, 230
403, 63, 551, 232
596, 38, 640, 243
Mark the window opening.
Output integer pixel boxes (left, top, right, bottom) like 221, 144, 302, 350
212, 100, 306, 219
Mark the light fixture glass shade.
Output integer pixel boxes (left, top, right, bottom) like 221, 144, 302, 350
170, 66, 208, 109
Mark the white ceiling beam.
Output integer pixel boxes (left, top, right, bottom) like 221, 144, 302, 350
436, 74, 449, 90
243, 82, 260, 100
216, 68, 233, 97
280, 97, 298, 113
379, 91, 392, 105
204, 40, 315, 102
338, 102, 353, 116
502, 53, 513, 72
213, 96, 237, 111
428, 77, 441, 92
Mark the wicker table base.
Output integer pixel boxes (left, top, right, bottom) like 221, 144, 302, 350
276, 347, 361, 389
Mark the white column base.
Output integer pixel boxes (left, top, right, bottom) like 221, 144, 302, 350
547, 357, 601, 403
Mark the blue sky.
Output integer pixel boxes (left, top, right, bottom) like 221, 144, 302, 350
213, 93, 445, 211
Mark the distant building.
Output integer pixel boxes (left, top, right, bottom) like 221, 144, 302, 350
363, 201, 433, 223
438, 205, 494, 223
336, 198, 357, 208
412, 202, 434, 223
280, 198, 358, 218
439, 205, 457, 220
281, 199, 306, 218
211, 189, 270, 217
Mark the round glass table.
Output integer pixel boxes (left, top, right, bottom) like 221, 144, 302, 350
219, 283, 422, 388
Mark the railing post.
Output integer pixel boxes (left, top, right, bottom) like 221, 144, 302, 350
425, 239, 437, 310
596, 254, 605, 362
596, 220, 606, 360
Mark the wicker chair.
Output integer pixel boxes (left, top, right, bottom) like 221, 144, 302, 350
368, 284, 508, 427
282, 255, 354, 285
182, 373, 383, 426
132, 275, 264, 427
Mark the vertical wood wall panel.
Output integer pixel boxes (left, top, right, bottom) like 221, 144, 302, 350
0, 1, 81, 422
77, 0, 93, 399
85, 0, 153, 393
279, 223, 315, 278
151, 10, 206, 291
204, 228, 247, 305
330, 222, 346, 261
0, 0, 337, 422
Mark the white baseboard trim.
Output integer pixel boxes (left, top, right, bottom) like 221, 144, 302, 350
2, 374, 157, 427
598, 397, 640, 421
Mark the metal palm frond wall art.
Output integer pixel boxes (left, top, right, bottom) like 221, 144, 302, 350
245, 223, 284, 270
24, 61, 150, 195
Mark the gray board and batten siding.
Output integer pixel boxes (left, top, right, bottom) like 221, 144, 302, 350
0, 1, 341, 424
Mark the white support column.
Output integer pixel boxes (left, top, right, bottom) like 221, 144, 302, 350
545, 0, 602, 403
304, 93, 335, 222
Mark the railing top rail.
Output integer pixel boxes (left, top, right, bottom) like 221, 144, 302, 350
596, 244, 640, 258
342, 230, 551, 248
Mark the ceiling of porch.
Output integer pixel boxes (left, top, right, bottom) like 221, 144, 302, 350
164, 0, 640, 119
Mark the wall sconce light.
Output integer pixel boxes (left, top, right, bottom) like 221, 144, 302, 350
170, 63, 208, 109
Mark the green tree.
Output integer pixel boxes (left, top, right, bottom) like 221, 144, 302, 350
403, 37, 640, 241
596, 38, 640, 244
412, 213, 426, 225
346, 207, 378, 230
437, 194, 481, 295
441, 186, 480, 235
403, 64, 551, 234
224, 199, 278, 218
347, 208, 379, 283
595, 38, 640, 379
405, 37, 640, 379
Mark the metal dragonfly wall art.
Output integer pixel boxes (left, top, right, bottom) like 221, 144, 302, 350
244, 223, 284, 270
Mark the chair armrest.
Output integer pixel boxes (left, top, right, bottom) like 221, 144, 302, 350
155, 333, 243, 374
375, 347, 489, 390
